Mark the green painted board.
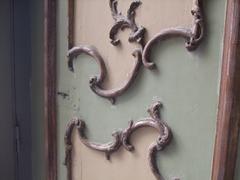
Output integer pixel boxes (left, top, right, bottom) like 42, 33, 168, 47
56, 0, 226, 179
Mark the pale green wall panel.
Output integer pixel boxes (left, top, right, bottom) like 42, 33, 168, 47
56, 0, 226, 180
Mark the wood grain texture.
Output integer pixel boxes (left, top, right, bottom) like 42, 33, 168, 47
44, 0, 57, 180
212, 0, 240, 179
68, 0, 74, 49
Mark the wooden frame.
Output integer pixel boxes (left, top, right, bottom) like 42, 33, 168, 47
44, 0, 57, 180
211, 0, 240, 179
44, 0, 240, 180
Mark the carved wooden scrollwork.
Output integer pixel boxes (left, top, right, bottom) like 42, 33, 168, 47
68, 0, 204, 103
64, 101, 174, 180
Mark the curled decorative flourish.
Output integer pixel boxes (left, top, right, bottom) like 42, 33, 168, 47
142, 28, 192, 69
68, 45, 142, 104
109, 0, 146, 47
68, 45, 107, 83
142, 0, 204, 69
64, 101, 175, 180
67, 0, 205, 102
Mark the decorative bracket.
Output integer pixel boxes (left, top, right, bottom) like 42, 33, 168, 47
64, 101, 175, 180
142, 0, 204, 68
65, 0, 204, 178
109, 0, 146, 47
67, 0, 204, 103
68, 46, 142, 104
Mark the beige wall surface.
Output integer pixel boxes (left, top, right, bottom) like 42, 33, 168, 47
56, 0, 226, 180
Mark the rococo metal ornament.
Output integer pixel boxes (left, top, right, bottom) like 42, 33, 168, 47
67, 0, 204, 104
64, 101, 175, 180
65, 0, 205, 179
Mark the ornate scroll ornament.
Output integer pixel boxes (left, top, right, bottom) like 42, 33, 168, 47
109, 0, 146, 47
64, 101, 175, 180
68, 0, 145, 104
68, 0, 204, 103
68, 46, 142, 104
65, 1, 205, 179
142, 0, 204, 68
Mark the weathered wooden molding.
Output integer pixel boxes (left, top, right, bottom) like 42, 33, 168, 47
212, 0, 240, 179
64, 101, 175, 180
68, 0, 205, 103
44, 0, 57, 180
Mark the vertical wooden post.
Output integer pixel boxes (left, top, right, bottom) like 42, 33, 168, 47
212, 0, 240, 179
44, 0, 57, 180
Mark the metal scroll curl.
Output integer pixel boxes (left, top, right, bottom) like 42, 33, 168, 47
142, 0, 204, 69
64, 101, 175, 180
68, 0, 204, 103
68, 46, 142, 104
68, 0, 145, 104
109, 0, 146, 47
